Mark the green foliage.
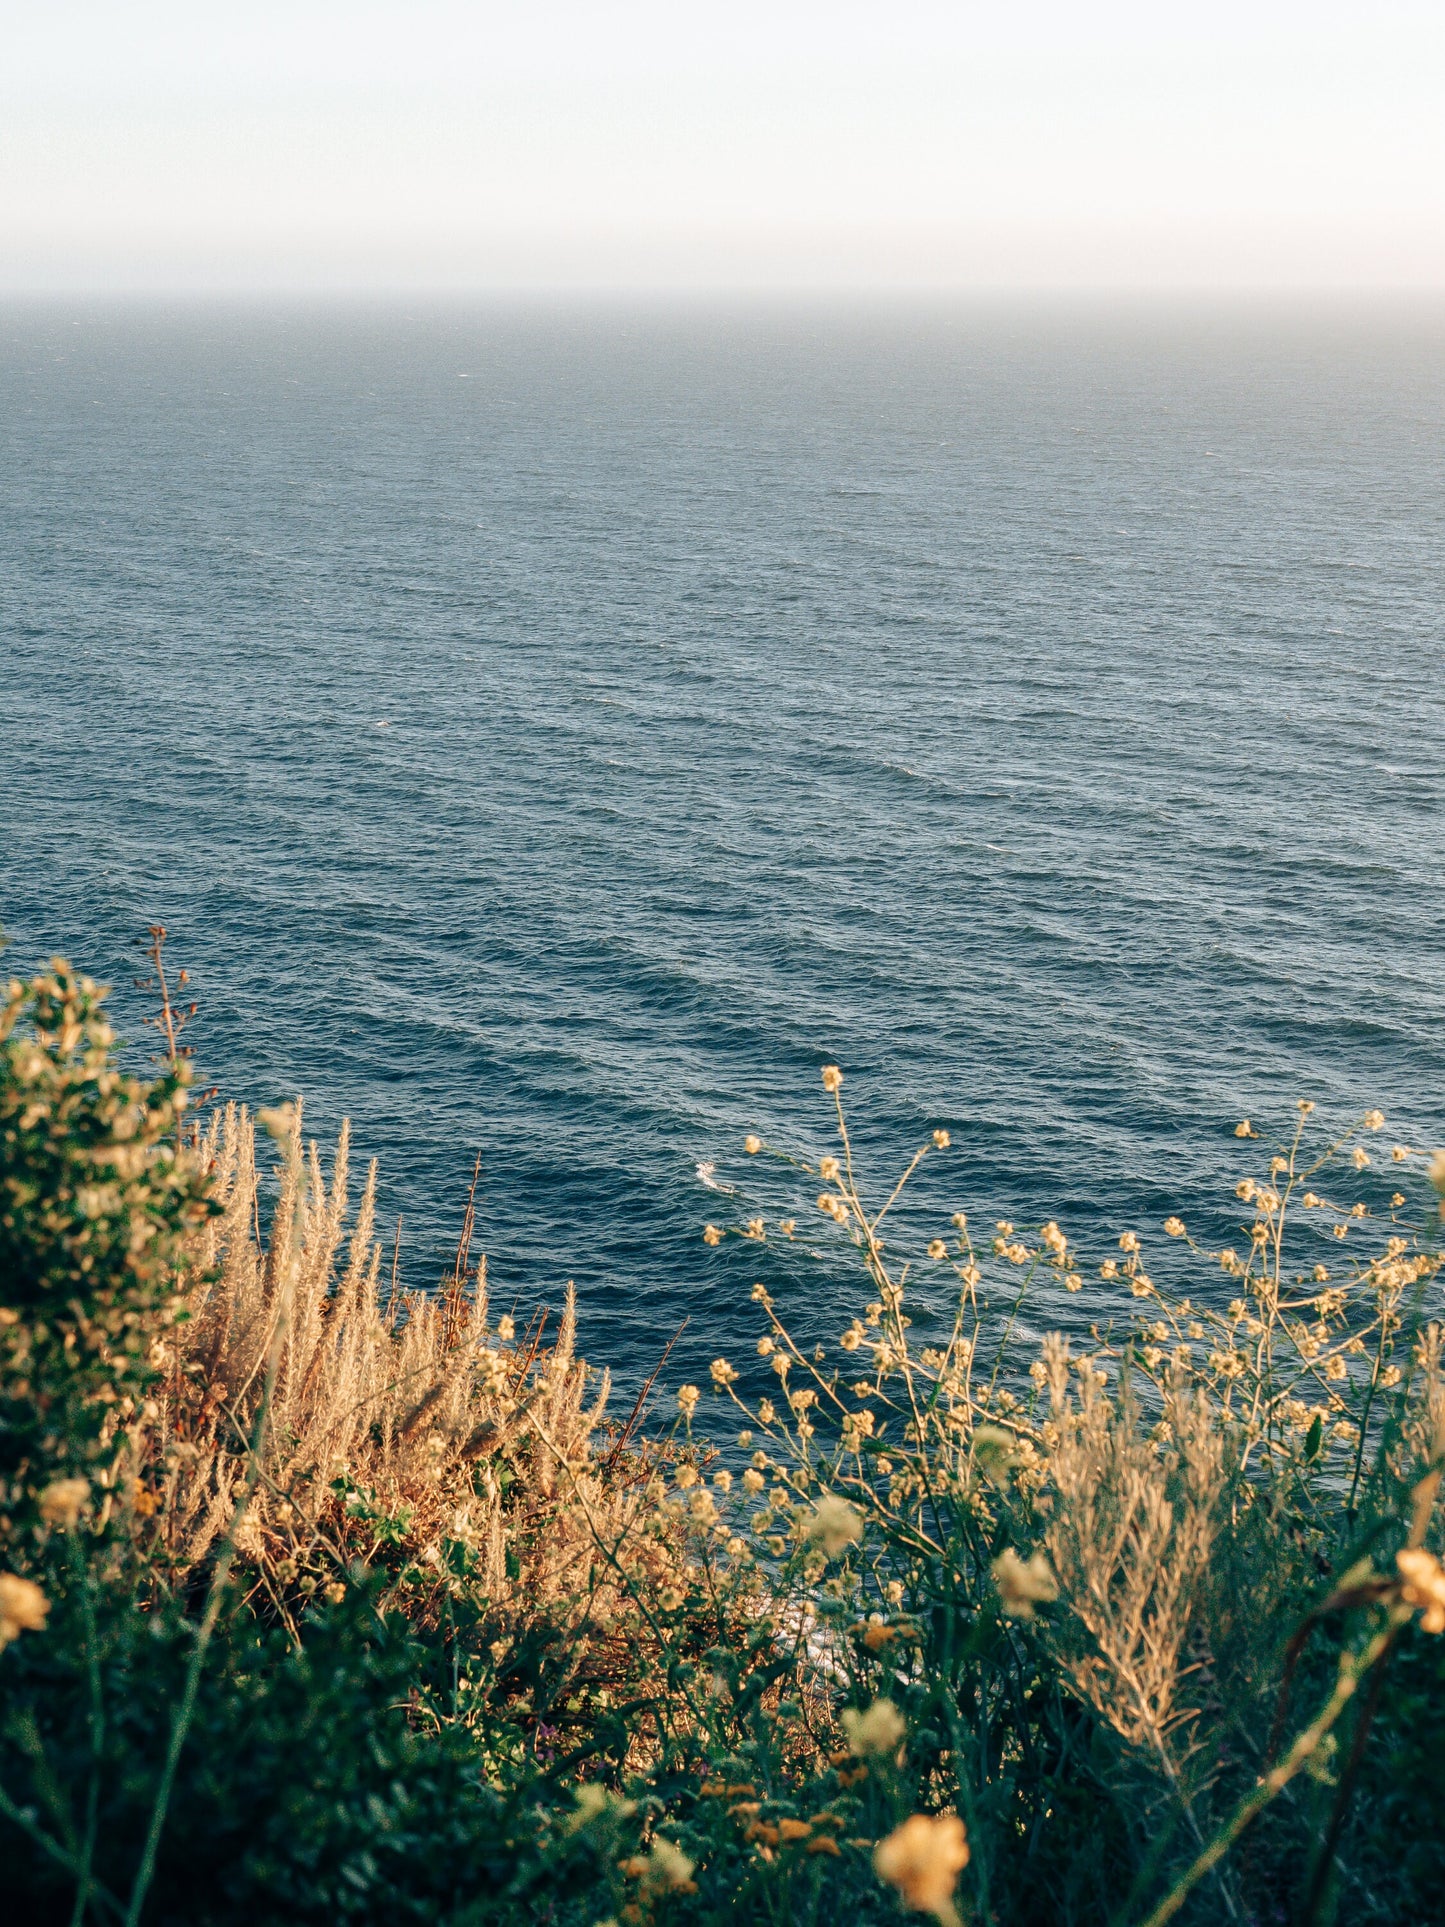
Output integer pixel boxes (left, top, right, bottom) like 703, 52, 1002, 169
3, 953, 1445, 1924
0, 963, 215, 1533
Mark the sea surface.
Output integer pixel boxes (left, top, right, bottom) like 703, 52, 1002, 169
2, 300, 1442, 1389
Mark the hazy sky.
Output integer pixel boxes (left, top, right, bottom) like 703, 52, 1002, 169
4, 1, 1443, 291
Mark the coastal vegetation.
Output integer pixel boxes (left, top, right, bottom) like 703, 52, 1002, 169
2, 947, 1443, 1924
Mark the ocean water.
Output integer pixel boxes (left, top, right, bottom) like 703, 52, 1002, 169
2, 300, 1442, 1388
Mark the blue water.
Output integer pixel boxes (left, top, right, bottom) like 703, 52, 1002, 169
2, 300, 1442, 1385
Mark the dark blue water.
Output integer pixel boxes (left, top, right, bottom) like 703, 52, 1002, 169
2, 301, 1442, 1384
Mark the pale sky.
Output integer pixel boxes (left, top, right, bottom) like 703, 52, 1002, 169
3, 1, 1443, 291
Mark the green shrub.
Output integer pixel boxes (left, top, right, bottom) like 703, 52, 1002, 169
0, 963, 214, 1539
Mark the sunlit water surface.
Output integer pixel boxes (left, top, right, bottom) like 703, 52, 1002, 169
2, 302, 1442, 1389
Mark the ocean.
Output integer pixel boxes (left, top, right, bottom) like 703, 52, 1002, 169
2, 299, 1442, 1389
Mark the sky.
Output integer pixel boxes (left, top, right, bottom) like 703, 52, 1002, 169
3, 1, 1443, 293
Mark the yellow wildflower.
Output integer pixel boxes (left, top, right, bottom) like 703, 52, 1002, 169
1397, 1548, 1445, 1633
677, 1384, 700, 1418
1362, 1109, 1385, 1131
874, 1814, 970, 1925
1235, 1120, 1255, 1138
991, 1547, 1059, 1619
821, 1065, 843, 1092
0, 1574, 49, 1648
744, 1134, 762, 1154
710, 1358, 738, 1388
1163, 1217, 1186, 1239
927, 1239, 948, 1261
39, 1478, 89, 1530
841, 1697, 906, 1757
932, 1129, 951, 1149
807, 1493, 864, 1559
703, 1224, 723, 1246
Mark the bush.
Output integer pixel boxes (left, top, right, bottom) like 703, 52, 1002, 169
2, 959, 1444, 1926
0, 961, 213, 1539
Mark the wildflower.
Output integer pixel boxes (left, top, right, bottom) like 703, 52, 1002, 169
1324, 1356, 1347, 1382
1313, 1265, 1330, 1283
1381, 1364, 1402, 1388
1236, 1178, 1257, 1202
744, 1218, 766, 1240
932, 1129, 951, 1149
743, 1469, 765, 1495
1040, 1220, 1067, 1255
1298, 1099, 1316, 1114
324, 1581, 346, 1605
1100, 1259, 1118, 1280
821, 1065, 843, 1092
951, 1211, 967, 1231
659, 1586, 685, 1613
841, 1696, 906, 1757
744, 1134, 763, 1154
1130, 1274, 1153, 1297
677, 1384, 700, 1418
1392, 1192, 1406, 1208
1362, 1109, 1385, 1132
39, 1478, 89, 1530
1163, 1217, 1186, 1239
757, 1399, 776, 1425
874, 1814, 970, 1924
819, 1155, 841, 1182
1235, 1120, 1255, 1138
1352, 1147, 1370, 1170
1219, 1248, 1238, 1271
996, 1220, 1013, 1237
1397, 1548, 1445, 1633
0, 1574, 49, 1648
927, 1239, 948, 1261
757, 1335, 775, 1356
703, 1224, 723, 1246
1118, 1231, 1140, 1255
1004, 1242, 1030, 1265
991, 1547, 1058, 1619
885, 1579, 904, 1606
840, 1321, 865, 1351
712, 1469, 733, 1492
1333, 1224, 1347, 1240
710, 1358, 738, 1390
1065, 1272, 1083, 1292
807, 1494, 864, 1559
636, 1838, 697, 1894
